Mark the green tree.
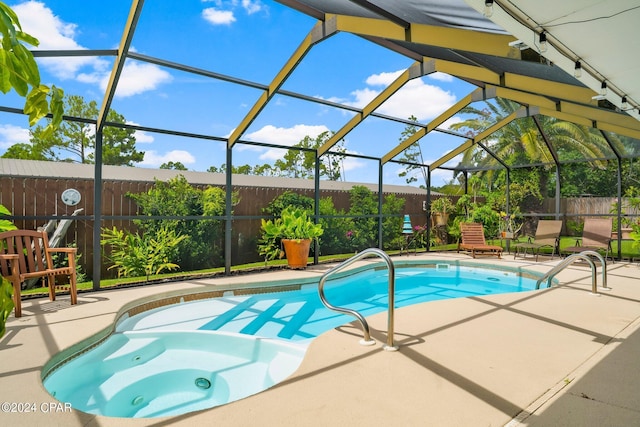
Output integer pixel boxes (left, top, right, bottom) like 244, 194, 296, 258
207, 163, 276, 176
397, 115, 428, 188
450, 97, 611, 206
1, 140, 49, 160
274, 131, 346, 180
0, 2, 63, 137
161, 161, 187, 170
101, 109, 144, 165
5, 95, 143, 165
451, 99, 609, 175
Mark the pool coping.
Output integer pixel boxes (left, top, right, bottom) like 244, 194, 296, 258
40, 258, 553, 382
3, 252, 640, 426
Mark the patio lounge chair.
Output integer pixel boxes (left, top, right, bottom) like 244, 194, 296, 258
458, 222, 503, 258
563, 218, 613, 262
513, 220, 563, 261
0, 229, 77, 318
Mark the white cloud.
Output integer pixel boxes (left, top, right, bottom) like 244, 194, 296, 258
78, 61, 172, 98
116, 62, 173, 98
346, 70, 457, 122
126, 122, 155, 144
341, 151, 365, 173
14, 1, 171, 96
141, 150, 196, 167
242, 124, 330, 160
241, 0, 264, 14
430, 164, 457, 187
202, 1, 265, 25
442, 116, 462, 130
428, 72, 455, 82
365, 71, 402, 86
14, 1, 105, 80
202, 8, 236, 25
0, 125, 30, 149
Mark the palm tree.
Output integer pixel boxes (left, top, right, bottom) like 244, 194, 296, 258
450, 98, 611, 173
448, 97, 618, 208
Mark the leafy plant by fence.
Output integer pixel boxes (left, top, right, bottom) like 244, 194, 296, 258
101, 225, 187, 280
127, 175, 236, 271
259, 186, 406, 260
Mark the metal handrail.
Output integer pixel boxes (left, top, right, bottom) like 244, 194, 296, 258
535, 250, 610, 295
318, 248, 398, 351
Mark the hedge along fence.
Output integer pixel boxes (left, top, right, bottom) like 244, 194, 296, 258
0, 171, 430, 280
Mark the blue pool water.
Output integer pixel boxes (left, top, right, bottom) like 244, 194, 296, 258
43, 262, 540, 418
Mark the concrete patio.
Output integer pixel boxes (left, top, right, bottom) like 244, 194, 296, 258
2, 252, 640, 426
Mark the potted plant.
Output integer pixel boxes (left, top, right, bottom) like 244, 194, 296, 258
499, 211, 522, 239
258, 206, 324, 269
430, 196, 454, 227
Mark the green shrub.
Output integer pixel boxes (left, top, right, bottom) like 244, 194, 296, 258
470, 204, 501, 238
128, 175, 237, 271
101, 225, 187, 280
318, 197, 352, 255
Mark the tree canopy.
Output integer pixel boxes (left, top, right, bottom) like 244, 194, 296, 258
396, 115, 428, 188
2, 95, 143, 166
207, 131, 347, 180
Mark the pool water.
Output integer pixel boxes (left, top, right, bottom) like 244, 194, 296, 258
43, 263, 540, 418
116, 264, 536, 341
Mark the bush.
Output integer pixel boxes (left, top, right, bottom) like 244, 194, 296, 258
101, 225, 187, 280
470, 204, 501, 238
261, 187, 407, 255
128, 175, 238, 271
318, 197, 352, 255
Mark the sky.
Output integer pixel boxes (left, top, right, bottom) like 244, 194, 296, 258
0, 0, 485, 187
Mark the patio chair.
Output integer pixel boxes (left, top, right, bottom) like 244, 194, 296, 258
0, 229, 77, 318
513, 220, 563, 261
458, 222, 503, 258
562, 218, 613, 262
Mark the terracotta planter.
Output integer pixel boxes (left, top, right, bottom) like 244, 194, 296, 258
281, 238, 311, 269
432, 212, 449, 227
612, 228, 633, 240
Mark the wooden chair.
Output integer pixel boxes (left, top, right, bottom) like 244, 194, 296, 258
0, 229, 77, 318
458, 222, 503, 258
513, 220, 563, 261
563, 218, 613, 262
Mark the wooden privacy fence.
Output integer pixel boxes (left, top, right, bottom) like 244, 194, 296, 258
0, 175, 430, 279
542, 197, 616, 217
542, 197, 639, 220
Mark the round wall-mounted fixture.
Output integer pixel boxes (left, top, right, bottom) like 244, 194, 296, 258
61, 188, 81, 206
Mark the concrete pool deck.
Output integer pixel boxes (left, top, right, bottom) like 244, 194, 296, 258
2, 252, 640, 426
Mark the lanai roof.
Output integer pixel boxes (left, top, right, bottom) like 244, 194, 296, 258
1, 0, 639, 180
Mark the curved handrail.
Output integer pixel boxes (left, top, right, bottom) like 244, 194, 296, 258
536, 250, 609, 294
318, 248, 398, 351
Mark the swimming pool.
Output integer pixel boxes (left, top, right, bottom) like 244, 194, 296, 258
43, 261, 544, 418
